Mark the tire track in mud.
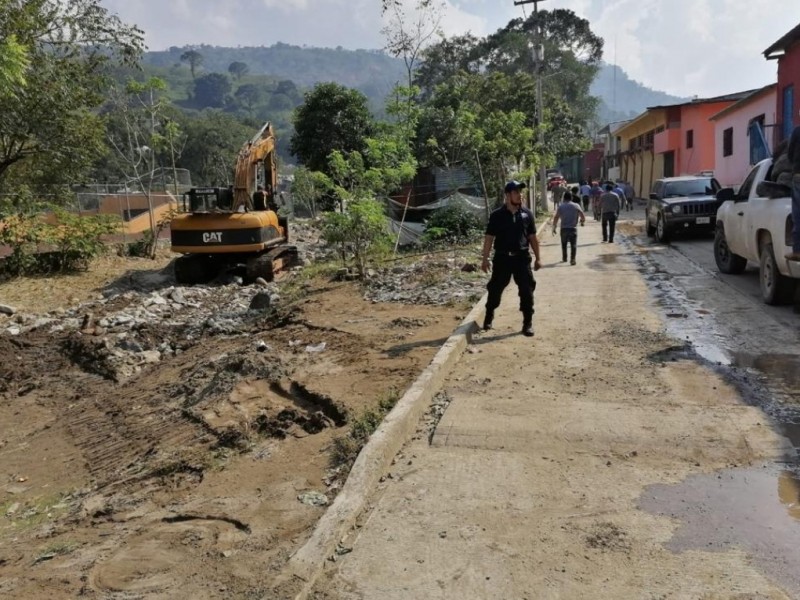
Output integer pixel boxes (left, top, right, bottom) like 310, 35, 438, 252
63, 394, 207, 488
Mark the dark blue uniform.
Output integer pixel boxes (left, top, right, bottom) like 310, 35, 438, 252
484, 205, 536, 325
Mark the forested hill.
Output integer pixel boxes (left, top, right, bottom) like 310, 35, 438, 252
142, 44, 686, 124
592, 63, 687, 123
143, 43, 406, 103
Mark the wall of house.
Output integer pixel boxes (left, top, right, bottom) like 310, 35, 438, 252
679, 101, 733, 175
713, 92, 777, 188
777, 43, 800, 142
617, 110, 666, 198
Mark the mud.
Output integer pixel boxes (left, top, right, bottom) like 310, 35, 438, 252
640, 465, 800, 595
0, 251, 477, 599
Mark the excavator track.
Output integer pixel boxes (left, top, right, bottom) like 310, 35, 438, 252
245, 245, 298, 283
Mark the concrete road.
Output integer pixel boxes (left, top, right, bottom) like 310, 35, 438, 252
309, 216, 800, 599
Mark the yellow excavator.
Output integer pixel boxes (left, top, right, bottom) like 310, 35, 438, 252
170, 122, 297, 284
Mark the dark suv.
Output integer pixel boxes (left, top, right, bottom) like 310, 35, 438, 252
645, 175, 722, 242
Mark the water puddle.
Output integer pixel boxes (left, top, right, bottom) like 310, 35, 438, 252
732, 352, 800, 392
639, 465, 800, 594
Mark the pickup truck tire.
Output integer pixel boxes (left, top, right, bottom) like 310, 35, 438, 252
714, 226, 747, 274
759, 242, 793, 305
655, 213, 670, 243
645, 211, 656, 237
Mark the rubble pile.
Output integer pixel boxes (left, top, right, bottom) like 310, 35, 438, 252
1, 275, 283, 381
364, 257, 485, 305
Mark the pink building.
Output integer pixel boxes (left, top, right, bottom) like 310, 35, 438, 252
709, 84, 778, 188
764, 23, 800, 143
651, 92, 752, 178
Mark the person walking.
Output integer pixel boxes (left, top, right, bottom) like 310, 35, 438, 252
590, 181, 603, 220
552, 180, 566, 211
600, 183, 621, 243
612, 181, 628, 212
481, 180, 542, 337
579, 180, 592, 212
786, 110, 800, 261
551, 192, 586, 265
622, 180, 636, 210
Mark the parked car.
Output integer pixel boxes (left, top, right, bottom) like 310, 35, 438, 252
547, 174, 566, 191
645, 175, 722, 242
714, 157, 799, 305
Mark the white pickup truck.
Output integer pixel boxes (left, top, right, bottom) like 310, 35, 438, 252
713, 157, 800, 305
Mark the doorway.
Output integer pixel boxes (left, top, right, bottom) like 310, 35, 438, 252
663, 151, 675, 178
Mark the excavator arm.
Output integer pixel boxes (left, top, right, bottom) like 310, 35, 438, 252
232, 122, 278, 211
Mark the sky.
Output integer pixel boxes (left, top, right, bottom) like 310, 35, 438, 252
101, 0, 800, 100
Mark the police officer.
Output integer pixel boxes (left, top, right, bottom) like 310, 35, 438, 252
480, 180, 542, 337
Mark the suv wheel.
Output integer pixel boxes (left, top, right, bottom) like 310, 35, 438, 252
760, 241, 793, 305
714, 226, 747, 274
645, 210, 656, 237
655, 213, 670, 243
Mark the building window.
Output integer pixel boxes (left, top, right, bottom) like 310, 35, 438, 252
686, 129, 694, 149
723, 127, 733, 157
645, 130, 655, 146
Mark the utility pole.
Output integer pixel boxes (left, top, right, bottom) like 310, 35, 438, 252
514, 0, 547, 215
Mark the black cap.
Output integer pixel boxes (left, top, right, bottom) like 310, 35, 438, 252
504, 180, 526, 193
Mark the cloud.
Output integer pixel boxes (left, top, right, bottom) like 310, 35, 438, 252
99, 0, 800, 99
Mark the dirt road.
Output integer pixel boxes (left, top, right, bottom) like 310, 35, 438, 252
310, 216, 800, 599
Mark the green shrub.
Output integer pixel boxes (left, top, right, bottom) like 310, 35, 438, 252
0, 207, 120, 276
320, 198, 391, 278
422, 204, 483, 246
46, 208, 120, 271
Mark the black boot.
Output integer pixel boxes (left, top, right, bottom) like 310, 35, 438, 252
483, 309, 494, 331
522, 314, 534, 337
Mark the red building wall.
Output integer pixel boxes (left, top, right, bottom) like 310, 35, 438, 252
679, 101, 732, 175
583, 143, 604, 181
777, 42, 800, 141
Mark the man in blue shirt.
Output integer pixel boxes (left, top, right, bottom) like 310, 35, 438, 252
579, 180, 592, 211
481, 180, 542, 337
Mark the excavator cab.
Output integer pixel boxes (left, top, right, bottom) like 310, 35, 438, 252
182, 187, 234, 213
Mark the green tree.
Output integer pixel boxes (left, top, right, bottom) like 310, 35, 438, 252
269, 93, 294, 112
382, 0, 445, 90
180, 48, 204, 79
291, 166, 331, 217
0, 34, 29, 94
234, 83, 263, 116
227, 61, 249, 80
179, 111, 252, 186
276, 80, 302, 105
193, 72, 231, 108
414, 33, 480, 100
321, 198, 390, 278
106, 77, 175, 257
290, 82, 374, 174
0, 0, 143, 193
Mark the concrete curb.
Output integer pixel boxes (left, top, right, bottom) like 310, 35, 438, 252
284, 216, 551, 599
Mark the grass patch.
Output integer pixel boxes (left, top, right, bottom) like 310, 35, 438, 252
330, 389, 400, 469
1, 493, 72, 534
35, 540, 79, 562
